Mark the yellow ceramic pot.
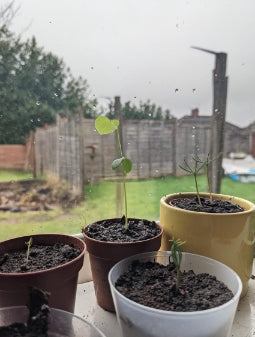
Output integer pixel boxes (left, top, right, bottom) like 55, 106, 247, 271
160, 192, 255, 297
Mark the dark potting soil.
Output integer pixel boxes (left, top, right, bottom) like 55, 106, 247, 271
170, 196, 244, 213
0, 243, 81, 273
0, 287, 50, 337
84, 216, 161, 242
115, 260, 234, 312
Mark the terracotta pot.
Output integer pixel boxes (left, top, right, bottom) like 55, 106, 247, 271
82, 218, 163, 312
160, 192, 255, 298
0, 234, 85, 313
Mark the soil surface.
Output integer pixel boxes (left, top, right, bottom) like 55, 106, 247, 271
0, 287, 49, 337
83, 216, 161, 242
170, 196, 244, 213
115, 260, 234, 312
0, 243, 81, 273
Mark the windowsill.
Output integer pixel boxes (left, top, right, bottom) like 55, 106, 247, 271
74, 259, 255, 337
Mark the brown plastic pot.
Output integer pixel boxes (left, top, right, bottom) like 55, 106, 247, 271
0, 234, 85, 313
82, 218, 163, 312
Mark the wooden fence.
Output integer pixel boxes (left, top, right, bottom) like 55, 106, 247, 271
34, 112, 252, 195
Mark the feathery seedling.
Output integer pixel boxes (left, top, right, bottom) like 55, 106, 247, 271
95, 116, 132, 230
179, 156, 205, 207
194, 152, 222, 204
25, 237, 33, 264
169, 238, 185, 290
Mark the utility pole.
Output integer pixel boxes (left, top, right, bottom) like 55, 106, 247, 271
191, 47, 228, 193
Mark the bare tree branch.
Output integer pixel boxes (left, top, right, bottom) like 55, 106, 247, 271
0, 1, 20, 29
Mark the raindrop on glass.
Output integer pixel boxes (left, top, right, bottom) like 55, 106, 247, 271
58, 136, 64, 141
192, 126, 195, 129
175, 88, 179, 93
148, 113, 152, 117
155, 169, 159, 173
37, 118, 41, 122
148, 193, 152, 197
214, 108, 218, 112
54, 93, 58, 97
192, 88, 196, 93
36, 101, 40, 106
91, 66, 94, 70
30, 119, 34, 123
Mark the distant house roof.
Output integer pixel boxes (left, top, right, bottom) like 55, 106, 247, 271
179, 115, 212, 126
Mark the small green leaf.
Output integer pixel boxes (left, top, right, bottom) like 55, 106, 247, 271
122, 158, 132, 174
95, 116, 119, 135
112, 157, 132, 174
112, 158, 123, 170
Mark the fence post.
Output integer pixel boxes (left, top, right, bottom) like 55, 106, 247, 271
78, 111, 85, 198
56, 114, 61, 180
210, 53, 228, 193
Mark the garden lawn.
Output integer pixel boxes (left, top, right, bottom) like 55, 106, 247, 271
0, 175, 254, 241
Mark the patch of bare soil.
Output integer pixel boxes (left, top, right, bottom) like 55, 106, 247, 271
0, 178, 82, 213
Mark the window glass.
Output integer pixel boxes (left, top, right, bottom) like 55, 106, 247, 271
0, 0, 255, 241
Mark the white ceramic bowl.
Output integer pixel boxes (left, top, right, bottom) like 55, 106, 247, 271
109, 251, 242, 337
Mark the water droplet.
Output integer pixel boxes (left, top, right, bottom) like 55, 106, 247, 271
192, 88, 196, 93
214, 73, 218, 77
134, 96, 137, 99
148, 113, 152, 117
148, 193, 152, 197
37, 118, 41, 122
58, 136, 64, 141
155, 169, 159, 173
192, 126, 195, 129
33, 141, 36, 144
30, 119, 34, 123
214, 108, 218, 112
175, 88, 179, 93
54, 93, 58, 97
36, 101, 40, 106
94, 129, 97, 132
89, 189, 92, 193
90, 66, 94, 70
176, 23, 179, 28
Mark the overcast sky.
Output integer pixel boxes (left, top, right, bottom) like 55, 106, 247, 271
7, 0, 255, 127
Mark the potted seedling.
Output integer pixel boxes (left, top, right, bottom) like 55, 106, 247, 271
0, 233, 85, 313
108, 240, 242, 337
160, 153, 255, 297
82, 116, 163, 312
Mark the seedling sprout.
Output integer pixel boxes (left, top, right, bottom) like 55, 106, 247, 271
194, 152, 222, 204
169, 238, 185, 290
95, 116, 132, 230
25, 237, 33, 264
179, 156, 204, 207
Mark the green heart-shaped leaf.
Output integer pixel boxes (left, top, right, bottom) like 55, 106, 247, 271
112, 157, 132, 174
95, 116, 119, 135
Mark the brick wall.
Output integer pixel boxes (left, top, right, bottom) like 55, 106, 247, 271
0, 145, 27, 170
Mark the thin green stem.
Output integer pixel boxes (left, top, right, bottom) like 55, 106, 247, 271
176, 269, 180, 290
194, 174, 202, 207
206, 164, 213, 204
116, 129, 128, 229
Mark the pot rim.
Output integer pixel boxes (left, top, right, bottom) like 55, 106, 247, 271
82, 218, 163, 246
161, 192, 255, 216
0, 306, 106, 337
0, 233, 85, 277
108, 251, 242, 317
